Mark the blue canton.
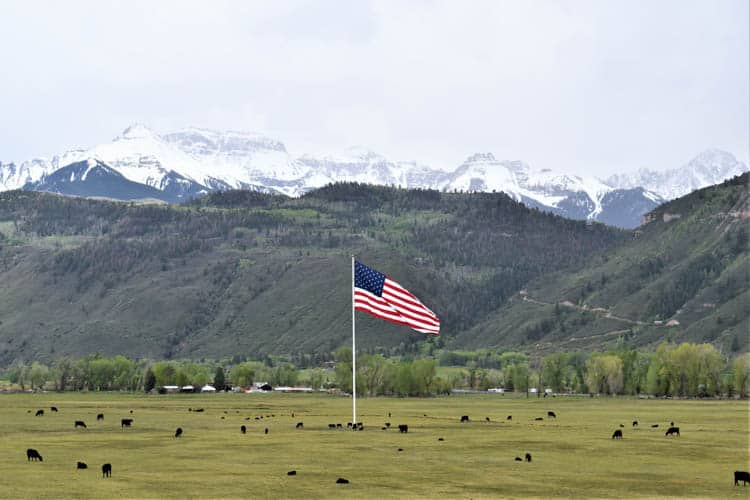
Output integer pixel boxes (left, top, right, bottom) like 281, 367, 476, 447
355, 261, 385, 297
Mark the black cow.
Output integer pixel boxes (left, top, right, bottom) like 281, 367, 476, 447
651, 424, 659, 428
35, 409, 44, 417
632, 421, 638, 427
26, 449, 43, 462
385, 422, 391, 428
121, 418, 133, 428
74, 421, 87, 429
296, 422, 304, 429
77, 462, 88, 469
735, 471, 750, 486
619, 424, 625, 428
515, 457, 522, 461
612, 429, 623, 439
547, 411, 556, 418
102, 463, 112, 478
336, 478, 350, 484
175, 427, 183, 438
460, 415, 469, 423
329, 424, 336, 429
398, 424, 408, 433
50, 407, 58, 413
357, 422, 364, 430
241, 425, 246, 434
264, 427, 269, 434
525, 453, 532, 462
438, 437, 444, 441
534, 417, 544, 421
194, 408, 204, 413
287, 470, 297, 476
336, 423, 342, 428
97, 413, 104, 421
347, 422, 352, 428
507, 415, 512, 421
665, 427, 680, 437
485, 417, 491, 422
397, 448, 403, 452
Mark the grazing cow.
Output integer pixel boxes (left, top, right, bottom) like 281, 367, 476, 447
121, 418, 133, 428
347, 422, 352, 428
507, 415, 512, 421
612, 429, 623, 439
97, 414, 104, 421
735, 471, 750, 486
336, 424, 342, 428
388, 412, 391, 418
296, 422, 304, 429
77, 462, 88, 469
221, 417, 225, 420
397, 448, 403, 452
438, 437, 444, 441
632, 421, 638, 427
264, 428, 269, 434
50, 407, 58, 413
194, 408, 204, 413
336, 478, 349, 484
241, 425, 246, 434
486, 417, 491, 422
329, 424, 336, 429
534, 417, 544, 421
619, 424, 625, 428
547, 411, 556, 418
670, 421, 674, 426
291, 413, 294, 418
515, 457, 522, 461
35, 409, 44, 417
385, 422, 391, 428
460, 415, 469, 423
665, 427, 680, 437
26, 449, 43, 462
175, 427, 183, 438
525, 453, 532, 462
651, 424, 659, 428
287, 470, 297, 476
357, 422, 364, 430
74, 421, 87, 429
398, 424, 408, 433
382, 427, 387, 430
102, 463, 112, 478
129, 410, 133, 414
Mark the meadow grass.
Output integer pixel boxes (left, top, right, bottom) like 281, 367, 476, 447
0, 393, 748, 499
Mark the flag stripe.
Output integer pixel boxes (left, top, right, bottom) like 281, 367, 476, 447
354, 288, 439, 334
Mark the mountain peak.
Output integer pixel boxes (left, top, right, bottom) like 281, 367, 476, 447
119, 123, 156, 140
464, 152, 497, 163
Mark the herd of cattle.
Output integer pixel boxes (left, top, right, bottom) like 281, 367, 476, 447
23, 405, 750, 488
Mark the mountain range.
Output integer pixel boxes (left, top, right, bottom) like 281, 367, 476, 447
1, 124, 747, 228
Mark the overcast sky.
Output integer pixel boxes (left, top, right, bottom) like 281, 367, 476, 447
0, 0, 747, 175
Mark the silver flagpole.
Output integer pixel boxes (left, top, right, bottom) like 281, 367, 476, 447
351, 255, 357, 427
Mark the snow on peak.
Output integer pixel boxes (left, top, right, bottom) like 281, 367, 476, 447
606, 148, 748, 200
119, 123, 156, 140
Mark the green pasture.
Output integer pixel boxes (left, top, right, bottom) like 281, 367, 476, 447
0, 393, 748, 498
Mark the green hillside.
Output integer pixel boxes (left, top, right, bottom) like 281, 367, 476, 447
454, 173, 749, 355
0, 185, 623, 364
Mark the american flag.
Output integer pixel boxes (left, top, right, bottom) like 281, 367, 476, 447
354, 261, 440, 335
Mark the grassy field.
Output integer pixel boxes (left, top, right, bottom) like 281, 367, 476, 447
1, 393, 748, 499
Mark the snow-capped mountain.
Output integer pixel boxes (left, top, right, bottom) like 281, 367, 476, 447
2, 124, 746, 228
606, 149, 748, 200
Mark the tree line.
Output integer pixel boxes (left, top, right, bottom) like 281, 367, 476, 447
2, 343, 748, 398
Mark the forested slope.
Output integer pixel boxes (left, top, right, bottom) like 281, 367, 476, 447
454, 173, 749, 355
0, 184, 623, 364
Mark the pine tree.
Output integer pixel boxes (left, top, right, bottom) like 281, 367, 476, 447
214, 366, 226, 390
144, 368, 156, 393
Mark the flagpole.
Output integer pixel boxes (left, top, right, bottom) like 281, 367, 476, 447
351, 255, 357, 427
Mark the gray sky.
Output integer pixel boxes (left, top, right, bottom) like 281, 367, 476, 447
1, 0, 747, 175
